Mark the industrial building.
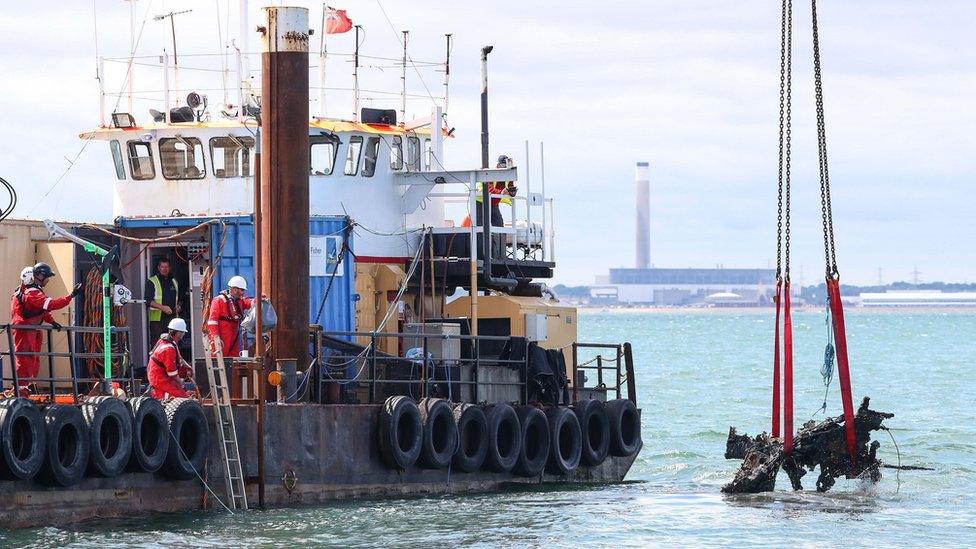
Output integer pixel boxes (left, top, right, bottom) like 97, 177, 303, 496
590, 162, 776, 306
859, 290, 976, 308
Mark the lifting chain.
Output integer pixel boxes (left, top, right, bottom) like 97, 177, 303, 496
811, 0, 839, 278
776, 0, 794, 283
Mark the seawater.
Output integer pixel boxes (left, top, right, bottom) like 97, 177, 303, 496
4, 310, 975, 547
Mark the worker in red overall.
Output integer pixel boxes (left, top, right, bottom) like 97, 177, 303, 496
207, 276, 254, 358
146, 318, 195, 399
9, 263, 82, 396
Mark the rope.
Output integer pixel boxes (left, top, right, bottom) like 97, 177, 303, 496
813, 294, 835, 416
81, 267, 129, 379
168, 426, 234, 514
882, 426, 902, 493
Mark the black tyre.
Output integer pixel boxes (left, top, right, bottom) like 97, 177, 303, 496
378, 396, 422, 469
546, 406, 582, 475
575, 399, 610, 466
0, 397, 46, 480
484, 403, 521, 473
37, 405, 89, 486
162, 398, 210, 480
606, 399, 642, 457
418, 398, 457, 469
514, 406, 550, 477
452, 403, 488, 472
128, 397, 169, 473
82, 396, 133, 478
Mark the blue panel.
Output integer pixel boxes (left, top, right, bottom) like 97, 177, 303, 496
210, 218, 256, 295
308, 216, 354, 334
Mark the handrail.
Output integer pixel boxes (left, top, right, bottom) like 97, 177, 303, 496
571, 341, 638, 405
1, 323, 133, 402
312, 329, 530, 405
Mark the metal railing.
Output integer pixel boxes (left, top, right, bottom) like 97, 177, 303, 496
0, 324, 132, 403
311, 330, 531, 405
572, 342, 637, 405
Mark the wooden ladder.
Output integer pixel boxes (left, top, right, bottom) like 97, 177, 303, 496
203, 338, 248, 510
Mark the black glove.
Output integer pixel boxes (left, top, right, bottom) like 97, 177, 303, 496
51, 321, 63, 332
71, 283, 84, 298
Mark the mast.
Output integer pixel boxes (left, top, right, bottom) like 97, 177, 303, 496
353, 24, 361, 121
400, 30, 409, 124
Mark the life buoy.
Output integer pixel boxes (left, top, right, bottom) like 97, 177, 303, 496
162, 398, 209, 480
0, 397, 46, 480
378, 396, 422, 469
418, 398, 457, 469
606, 399, 642, 457
451, 403, 487, 472
484, 403, 521, 473
37, 405, 89, 487
82, 396, 133, 478
514, 406, 550, 477
127, 396, 169, 473
546, 406, 582, 475
574, 399, 610, 466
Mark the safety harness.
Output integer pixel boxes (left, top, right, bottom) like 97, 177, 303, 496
771, 0, 857, 464
214, 291, 244, 352
150, 334, 181, 377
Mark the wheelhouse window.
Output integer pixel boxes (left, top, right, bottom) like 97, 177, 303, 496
389, 136, 403, 170
110, 140, 125, 180
406, 136, 421, 172
344, 136, 363, 176
159, 137, 206, 180
362, 137, 381, 177
126, 141, 155, 180
210, 136, 254, 178
310, 135, 339, 175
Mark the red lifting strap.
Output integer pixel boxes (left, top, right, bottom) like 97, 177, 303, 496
783, 281, 794, 455
771, 280, 782, 438
827, 278, 858, 464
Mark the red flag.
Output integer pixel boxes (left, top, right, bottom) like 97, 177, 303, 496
326, 8, 353, 34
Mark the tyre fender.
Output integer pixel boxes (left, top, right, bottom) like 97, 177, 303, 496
0, 397, 46, 481
162, 398, 210, 481
37, 405, 89, 486
82, 396, 133, 478
574, 399, 610, 466
484, 403, 521, 473
378, 396, 422, 469
606, 399, 642, 457
545, 406, 582, 475
451, 403, 487, 472
418, 398, 457, 469
514, 406, 550, 477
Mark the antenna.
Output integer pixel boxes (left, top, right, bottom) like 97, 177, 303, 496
154, 8, 193, 103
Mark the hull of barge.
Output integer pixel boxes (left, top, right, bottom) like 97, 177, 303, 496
0, 403, 641, 529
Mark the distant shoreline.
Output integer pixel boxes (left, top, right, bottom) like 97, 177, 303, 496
576, 306, 976, 314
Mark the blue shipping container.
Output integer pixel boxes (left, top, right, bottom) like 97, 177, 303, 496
120, 215, 355, 333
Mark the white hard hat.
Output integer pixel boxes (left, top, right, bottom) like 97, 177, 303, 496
20, 267, 34, 285
228, 276, 248, 291
167, 318, 188, 332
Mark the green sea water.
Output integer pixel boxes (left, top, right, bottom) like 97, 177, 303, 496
4, 310, 974, 547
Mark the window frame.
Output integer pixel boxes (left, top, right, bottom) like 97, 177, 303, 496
310, 135, 340, 176
406, 136, 421, 172
209, 136, 255, 178
126, 140, 155, 181
362, 136, 381, 177
158, 136, 207, 181
110, 140, 126, 180
389, 136, 404, 171
344, 135, 364, 176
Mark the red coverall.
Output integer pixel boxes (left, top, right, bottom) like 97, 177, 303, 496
146, 335, 191, 399
9, 284, 72, 392
207, 292, 253, 358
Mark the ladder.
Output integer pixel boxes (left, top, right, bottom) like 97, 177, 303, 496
203, 337, 248, 510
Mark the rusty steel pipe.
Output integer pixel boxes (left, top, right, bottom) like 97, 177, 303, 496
259, 6, 310, 380
258, 5, 309, 506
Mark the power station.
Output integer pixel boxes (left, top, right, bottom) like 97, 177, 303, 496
591, 161, 776, 306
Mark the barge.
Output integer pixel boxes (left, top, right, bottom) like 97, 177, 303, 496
0, 5, 642, 528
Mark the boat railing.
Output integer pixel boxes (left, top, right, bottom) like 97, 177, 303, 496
571, 342, 638, 405
310, 329, 532, 406
0, 324, 133, 403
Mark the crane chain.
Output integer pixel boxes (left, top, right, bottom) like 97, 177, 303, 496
776, 0, 794, 282
811, 0, 838, 278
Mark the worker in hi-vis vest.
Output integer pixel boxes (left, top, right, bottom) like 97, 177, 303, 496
144, 258, 180, 366
207, 276, 254, 358
463, 154, 517, 258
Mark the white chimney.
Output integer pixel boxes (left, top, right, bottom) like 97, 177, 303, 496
635, 161, 650, 270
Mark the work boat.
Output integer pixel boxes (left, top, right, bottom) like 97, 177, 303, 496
0, 6, 641, 527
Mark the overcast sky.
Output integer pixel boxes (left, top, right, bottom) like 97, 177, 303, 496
1, 1, 973, 286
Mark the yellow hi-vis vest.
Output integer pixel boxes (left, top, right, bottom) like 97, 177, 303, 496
476, 182, 513, 205
148, 275, 179, 322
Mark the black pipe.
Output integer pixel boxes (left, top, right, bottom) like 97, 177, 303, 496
478, 45, 517, 292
